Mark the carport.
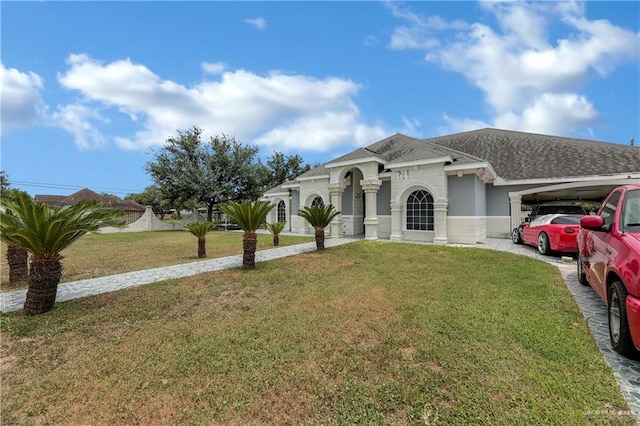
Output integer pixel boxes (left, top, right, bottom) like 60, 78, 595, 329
508, 177, 640, 230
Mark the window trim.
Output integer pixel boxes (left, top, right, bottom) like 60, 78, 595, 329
277, 200, 286, 223
406, 189, 434, 231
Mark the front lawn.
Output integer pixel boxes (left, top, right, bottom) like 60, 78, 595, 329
0, 241, 632, 424
0, 231, 313, 290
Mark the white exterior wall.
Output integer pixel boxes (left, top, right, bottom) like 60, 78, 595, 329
377, 215, 391, 239
341, 215, 364, 236
390, 163, 448, 243
447, 217, 487, 244
298, 178, 331, 235
290, 215, 305, 233
486, 216, 511, 239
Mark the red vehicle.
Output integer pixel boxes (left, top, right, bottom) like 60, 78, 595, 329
577, 184, 640, 357
522, 214, 583, 255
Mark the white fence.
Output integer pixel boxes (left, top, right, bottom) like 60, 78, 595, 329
98, 206, 206, 233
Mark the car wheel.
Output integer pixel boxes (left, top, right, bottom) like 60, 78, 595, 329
608, 281, 636, 357
577, 252, 589, 286
537, 232, 550, 255
511, 228, 523, 245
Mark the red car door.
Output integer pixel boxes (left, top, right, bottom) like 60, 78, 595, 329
587, 190, 623, 300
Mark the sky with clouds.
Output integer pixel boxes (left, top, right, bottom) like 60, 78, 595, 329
2, 1, 638, 196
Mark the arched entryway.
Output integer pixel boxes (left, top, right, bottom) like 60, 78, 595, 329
340, 168, 365, 236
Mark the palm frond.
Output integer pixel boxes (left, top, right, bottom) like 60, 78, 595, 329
184, 221, 216, 237
219, 200, 275, 233
0, 192, 124, 257
298, 204, 340, 229
265, 221, 286, 236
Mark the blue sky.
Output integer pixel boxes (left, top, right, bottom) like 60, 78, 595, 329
2, 1, 639, 197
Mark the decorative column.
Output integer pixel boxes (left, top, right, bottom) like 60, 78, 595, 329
286, 197, 292, 232
328, 183, 345, 238
509, 193, 522, 231
390, 202, 403, 241
433, 200, 449, 245
361, 179, 382, 240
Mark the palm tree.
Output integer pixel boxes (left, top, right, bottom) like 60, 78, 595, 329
5, 243, 29, 288
265, 221, 286, 246
298, 204, 340, 251
219, 200, 274, 270
1, 194, 29, 288
184, 221, 216, 258
0, 192, 123, 315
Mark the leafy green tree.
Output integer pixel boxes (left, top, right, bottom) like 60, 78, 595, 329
260, 152, 315, 191
146, 127, 264, 221
0, 192, 123, 315
126, 185, 173, 217
298, 204, 340, 251
219, 200, 274, 270
184, 221, 217, 258
0, 171, 9, 193
265, 221, 286, 246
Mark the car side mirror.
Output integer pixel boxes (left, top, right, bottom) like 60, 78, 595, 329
524, 217, 530, 223
580, 215, 605, 231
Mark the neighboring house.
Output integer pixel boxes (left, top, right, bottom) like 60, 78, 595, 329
262, 128, 640, 244
35, 188, 145, 223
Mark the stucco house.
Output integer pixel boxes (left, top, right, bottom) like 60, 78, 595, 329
262, 128, 640, 244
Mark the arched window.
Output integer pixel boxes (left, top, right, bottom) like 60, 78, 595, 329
406, 190, 434, 231
277, 200, 286, 223
311, 196, 324, 208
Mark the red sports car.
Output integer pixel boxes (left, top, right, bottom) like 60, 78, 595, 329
522, 214, 583, 255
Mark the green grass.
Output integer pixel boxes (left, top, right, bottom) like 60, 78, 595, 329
0, 241, 633, 424
0, 231, 313, 290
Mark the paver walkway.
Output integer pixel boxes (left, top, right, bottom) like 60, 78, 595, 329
1, 236, 638, 423
0, 237, 354, 313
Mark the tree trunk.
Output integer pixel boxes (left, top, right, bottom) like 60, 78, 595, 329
243, 232, 257, 270
6, 244, 28, 287
207, 201, 215, 222
197, 236, 206, 258
273, 235, 280, 246
24, 255, 63, 315
315, 227, 325, 251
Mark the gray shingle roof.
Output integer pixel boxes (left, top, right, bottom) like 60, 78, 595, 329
263, 185, 287, 196
285, 128, 639, 191
326, 133, 485, 167
296, 163, 328, 179
429, 128, 640, 181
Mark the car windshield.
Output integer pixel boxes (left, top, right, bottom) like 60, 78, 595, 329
622, 189, 640, 231
537, 205, 585, 215
550, 215, 582, 225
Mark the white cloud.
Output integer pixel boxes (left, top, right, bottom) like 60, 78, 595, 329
386, 2, 468, 50
202, 62, 226, 75
390, 1, 639, 137
52, 103, 107, 150
363, 35, 380, 47
0, 63, 48, 132
244, 17, 266, 30
401, 116, 422, 136
439, 114, 490, 135
57, 54, 387, 152
494, 93, 598, 135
